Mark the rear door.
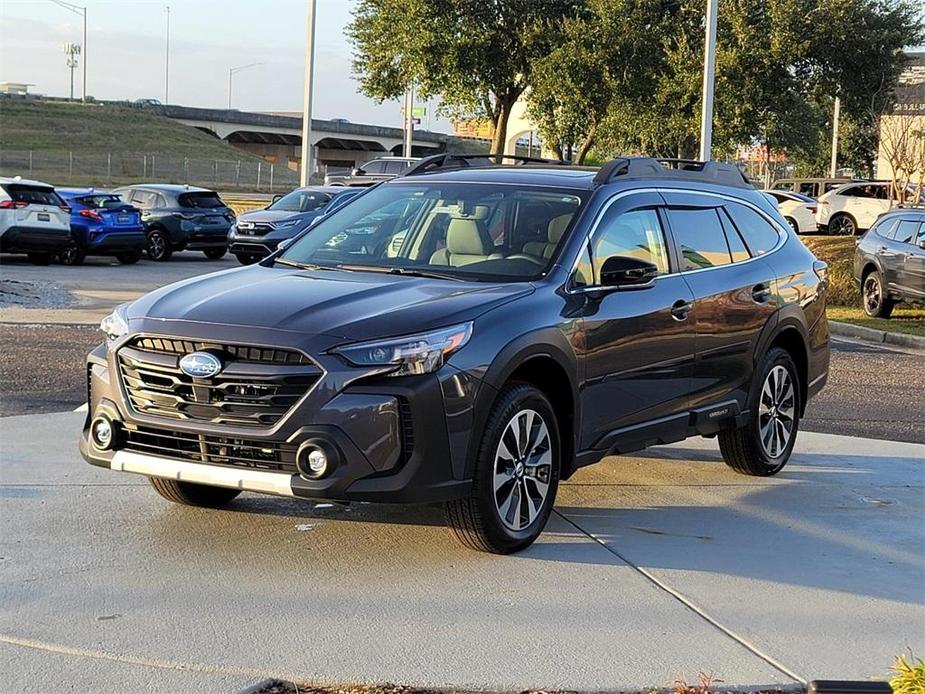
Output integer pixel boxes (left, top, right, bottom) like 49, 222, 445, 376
662, 191, 779, 413
891, 218, 925, 297
575, 192, 696, 450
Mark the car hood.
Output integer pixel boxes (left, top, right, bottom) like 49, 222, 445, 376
237, 209, 320, 224
126, 264, 534, 341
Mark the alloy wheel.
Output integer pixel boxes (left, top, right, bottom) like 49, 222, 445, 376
148, 232, 167, 259
758, 365, 795, 459
864, 275, 881, 315
492, 408, 552, 531
830, 216, 855, 236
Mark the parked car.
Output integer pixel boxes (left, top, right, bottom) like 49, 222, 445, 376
816, 181, 923, 235
81, 155, 830, 554
854, 208, 925, 317
765, 191, 817, 234
324, 157, 417, 186
771, 177, 860, 199
55, 188, 146, 265
0, 176, 72, 265
228, 186, 362, 264
112, 184, 234, 261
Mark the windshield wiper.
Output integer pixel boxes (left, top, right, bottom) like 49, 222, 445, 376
334, 264, 462, 281
274, 258, 337, 271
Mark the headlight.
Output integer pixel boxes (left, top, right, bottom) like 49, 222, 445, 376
332, 323, 473, 376
99, 304, 129, 343
270, 218, 303, 230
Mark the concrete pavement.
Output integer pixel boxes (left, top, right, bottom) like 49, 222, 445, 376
1, 412, 922, 693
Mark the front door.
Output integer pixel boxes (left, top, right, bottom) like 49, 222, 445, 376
574, 193, 695, 450
891, 218, 925, 298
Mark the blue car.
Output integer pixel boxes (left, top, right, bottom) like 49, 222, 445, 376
56, 188, 147, 265
228, 186, 363, 264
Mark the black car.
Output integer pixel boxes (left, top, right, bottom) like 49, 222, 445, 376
854, 208, 925, 317
81, 155, 830, 554
112, 184, 234, 261
228, 186, 362, 264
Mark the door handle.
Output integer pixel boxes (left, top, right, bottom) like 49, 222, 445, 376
670, 299, 693, 321
752, 283, 772, 304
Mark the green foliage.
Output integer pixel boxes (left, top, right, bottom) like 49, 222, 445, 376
348, 0, 583, 154
891, 651, 925, 694
799, 235, 860, 306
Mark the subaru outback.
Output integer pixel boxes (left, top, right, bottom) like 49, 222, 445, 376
81, 155, 830, 554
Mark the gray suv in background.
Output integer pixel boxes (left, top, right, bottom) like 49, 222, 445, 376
324, 157, 417, 186
855, 208, 925, 317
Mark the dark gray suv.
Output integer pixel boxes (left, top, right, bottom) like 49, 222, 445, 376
855, 208, 925, 317
81, 155, 830, 554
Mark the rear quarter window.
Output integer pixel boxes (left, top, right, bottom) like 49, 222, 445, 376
724, 202, 781, 256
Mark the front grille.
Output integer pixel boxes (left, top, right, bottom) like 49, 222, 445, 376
122, 425, 298, 474
117, 337, 321, 427
238, 222, 272, 237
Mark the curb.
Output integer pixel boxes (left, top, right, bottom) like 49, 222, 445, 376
829, 320, 925, 352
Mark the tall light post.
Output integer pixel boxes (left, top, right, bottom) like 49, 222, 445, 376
403, 85, 414, 158
164, 5, 171, 104
228, 63, 263, 109
300, 0, 317, 186
50, 0, 87, 102
698, 0, 718, 161
829, 96, 841, 177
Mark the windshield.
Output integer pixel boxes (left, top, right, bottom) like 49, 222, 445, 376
278, 182, 586, 281
268, 189, 333, 213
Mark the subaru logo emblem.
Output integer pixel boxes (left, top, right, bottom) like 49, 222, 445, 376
179, 352, 223, 378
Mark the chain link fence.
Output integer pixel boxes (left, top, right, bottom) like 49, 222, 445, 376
0, 149, 307, 192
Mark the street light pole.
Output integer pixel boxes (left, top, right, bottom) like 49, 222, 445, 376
165, 5, 171, 104
49, 0, 87, 101
228, 63, 263, 109
698, 0, 718, 161
829, 96, 841, 177
300, 0, 317, 187
403, 85, 414, 158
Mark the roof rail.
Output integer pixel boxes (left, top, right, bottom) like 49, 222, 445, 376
402, 153, 571, 178
593, 156, 752, 189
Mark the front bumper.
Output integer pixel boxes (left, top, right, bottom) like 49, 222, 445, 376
0, 225, 72, 253
228, 227, 300, 257
80, 331, 478, 504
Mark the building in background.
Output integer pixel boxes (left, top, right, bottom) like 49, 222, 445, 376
876, 52, 925, 194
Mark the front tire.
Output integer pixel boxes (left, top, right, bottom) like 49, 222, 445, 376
445, 383, 560, 554
862, 270, 894, 318
719, 347, 800, 476
148, 477, 241, 507
203, 247, 227, 260
146, 229, 173, 261
828, 213, 857, 236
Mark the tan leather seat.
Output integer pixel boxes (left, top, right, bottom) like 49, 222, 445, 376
430, 218, 492, 266
523, 213, 573, 258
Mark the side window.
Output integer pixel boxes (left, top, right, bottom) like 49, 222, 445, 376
363, 160, 385, 174
666, 207, 731, 271
384, 161, 407, 174
572, 246, 593, 288
894, 220, 920, 245
131, 190, 156, 208
591, 208, 670, 280
875, 218, 899, 240
718, 210, 751, 262
725, 202, 781, 255
798, 182, 816, 196
872, 185, 889, 200
917, 222, 925, 244
840, 186, 862, 198
155, 194, 167, 209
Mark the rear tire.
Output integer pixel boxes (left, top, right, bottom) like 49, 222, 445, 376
27, 252, 51, 265
58, 240, 86, 265
234, 252, 261, 265
148, 477, 241, 507
116, 252, 142, 265
828, 213, 857, 236
784, 217, 799, 234
203, 247, 227, 260
445, 383, 560, 554
719, 347, 800, 477
146, 229, 173, 261
862, 270, 894, 318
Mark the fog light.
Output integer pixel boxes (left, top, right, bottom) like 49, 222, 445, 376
297, 442, 332, 480
91, 416, 114, 450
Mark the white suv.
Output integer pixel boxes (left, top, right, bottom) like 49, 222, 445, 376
817, 181, 923, 235
0, 177, 72, 264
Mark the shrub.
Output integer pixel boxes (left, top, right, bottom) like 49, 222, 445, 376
891, 651, 925, 694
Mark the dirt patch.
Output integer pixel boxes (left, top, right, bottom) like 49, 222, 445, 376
0, 278, 76, 310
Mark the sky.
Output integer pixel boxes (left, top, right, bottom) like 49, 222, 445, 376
0, 0, 452, 132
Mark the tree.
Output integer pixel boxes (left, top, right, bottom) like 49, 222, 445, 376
348, 0, 583, 155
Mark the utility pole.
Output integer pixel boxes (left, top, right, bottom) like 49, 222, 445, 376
299, 0, 317, 186
829, 96, 841, 178
64, 42, 80, 100
50, 1, 87, 101
403, 85, 414, 158
164, 5, 171, 104
228, 63, 263, 109
698, 0, 718, 161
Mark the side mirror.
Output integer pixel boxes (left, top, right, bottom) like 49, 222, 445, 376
918, 240, 925, 250
600, 256, 659, 287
